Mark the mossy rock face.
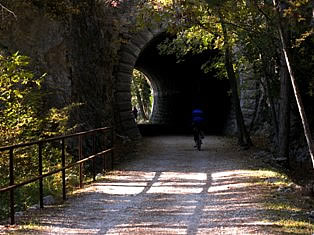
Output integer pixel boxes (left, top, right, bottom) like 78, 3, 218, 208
0, 1, 132, 130
0, 3, 69, 106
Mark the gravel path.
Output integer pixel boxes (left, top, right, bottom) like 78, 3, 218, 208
5, 136, 280, 234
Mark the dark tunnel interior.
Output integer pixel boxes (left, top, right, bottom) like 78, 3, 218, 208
135, 33, 231, 135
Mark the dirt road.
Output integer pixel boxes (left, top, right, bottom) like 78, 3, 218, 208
2, 136, 297, 234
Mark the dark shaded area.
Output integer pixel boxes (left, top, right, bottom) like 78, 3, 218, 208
138, 124, 225, 136
138, 124, 192, 136
135, 33, 231, 135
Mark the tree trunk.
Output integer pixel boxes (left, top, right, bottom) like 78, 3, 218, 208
278, 52, 291, 161
219, 13, 252, 147
273, 0, 314, 167
134, 84, 148, 121
260, 52, 279, 143
265, 75, 279, 141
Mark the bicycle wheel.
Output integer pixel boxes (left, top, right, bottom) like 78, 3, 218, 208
196, 134, 202, 151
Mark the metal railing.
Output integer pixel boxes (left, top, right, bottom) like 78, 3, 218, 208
0, 127, 114, 225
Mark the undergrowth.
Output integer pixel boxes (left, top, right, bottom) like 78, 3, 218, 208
246, 158, 314, 234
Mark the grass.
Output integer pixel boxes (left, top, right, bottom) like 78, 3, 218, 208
250, 168, 314, 234
264, 219, 314, 234
262, 193, 314, 234
235, 147, 314, 234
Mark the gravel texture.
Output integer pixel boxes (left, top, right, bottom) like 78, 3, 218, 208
2, 136, 280, 234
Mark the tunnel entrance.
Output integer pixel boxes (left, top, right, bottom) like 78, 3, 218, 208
134, 33, 231, 135
115, 28, 231, 138
131, 69, 154, 123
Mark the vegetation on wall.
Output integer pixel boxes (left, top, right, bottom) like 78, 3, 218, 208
0, 0, 128, 221
0, 52, 70, 145
131, 69, 154, 123
0, 51, 77, 220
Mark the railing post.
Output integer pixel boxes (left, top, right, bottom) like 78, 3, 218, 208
78, 135, 83, 188
38, 143, 44, 209
103, 153, 106, 172
92, 134, 96, 182
9, 148, 15, 225
61, 139, 66, 201
103, 131, 106, 171
110, 128, 114, 170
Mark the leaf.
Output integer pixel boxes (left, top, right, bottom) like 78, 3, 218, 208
13, 89, 23, 98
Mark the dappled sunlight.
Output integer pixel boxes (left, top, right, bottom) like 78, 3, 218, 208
208, 183, 249, 193
208, 170, 257, 194
94, 182, 147, 195
107, 170, 157, 181
106, 223, 187, 235
16, 165, 278, 234
92, 170, 156, 195
147, 172, 207, 194
147, 184, 204, 194
140, 205, 197, 216
211, 169, 258, 179
158, 172, 207, 181
79, 170, 210, 195
41, 227, 100, 234
53, 166, 275, 234
9, 136, 300, 234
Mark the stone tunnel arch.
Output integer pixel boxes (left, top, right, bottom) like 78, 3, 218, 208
115, 27, 231, 139
115, 27, 164, 139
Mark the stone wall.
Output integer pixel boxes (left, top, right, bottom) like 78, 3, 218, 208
0, 2, 70, 108
0, 1, 121, 132
223, 72, 261, 136
66, 2, 118, 130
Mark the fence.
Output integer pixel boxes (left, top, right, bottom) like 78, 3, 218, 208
0, 127, 114, 225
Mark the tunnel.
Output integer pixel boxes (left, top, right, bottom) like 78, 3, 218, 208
115, 28, 231, 138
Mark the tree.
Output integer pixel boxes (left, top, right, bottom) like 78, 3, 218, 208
0, 52, 44, 145
0, 51, 75, 219
131, 69, 153, 122
218, 10, 252, 146
272, 0, 314, 167
0, 51, 73, 145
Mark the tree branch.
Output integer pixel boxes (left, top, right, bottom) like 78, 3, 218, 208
253, 0, 272, 22
0, 3, 17, 19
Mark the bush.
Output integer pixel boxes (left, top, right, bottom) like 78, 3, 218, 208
0, 51, 75, 221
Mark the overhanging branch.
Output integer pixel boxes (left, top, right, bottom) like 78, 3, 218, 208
0, 3, 17, 19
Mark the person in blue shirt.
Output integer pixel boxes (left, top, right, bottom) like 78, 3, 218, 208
192, 108, 205, 147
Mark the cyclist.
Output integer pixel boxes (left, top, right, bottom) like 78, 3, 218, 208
132, 106, 138, 120
192, 108, 205, 148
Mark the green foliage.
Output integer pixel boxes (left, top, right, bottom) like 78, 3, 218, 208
137, 0, 236, 75
136, 0, 313, 97
0, 52, 44, 145
0, 51, 76, 220
131, 69, 153, 122
1, 0, 81, 19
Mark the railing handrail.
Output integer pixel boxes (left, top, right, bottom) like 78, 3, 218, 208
0, 126, 115, 225
0, 148, 113, 194
0, 127, 111, 152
